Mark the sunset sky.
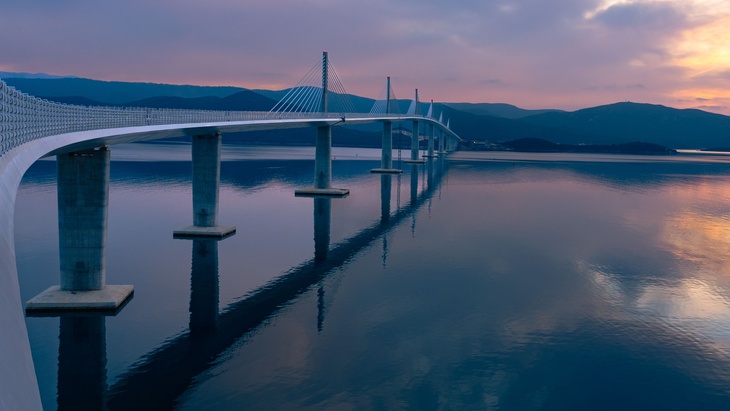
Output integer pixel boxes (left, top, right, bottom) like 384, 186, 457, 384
2, 0, 730, 114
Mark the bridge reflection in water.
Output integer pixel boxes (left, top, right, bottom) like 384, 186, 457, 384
57, 315, 107, 411
44, 157, 447, 410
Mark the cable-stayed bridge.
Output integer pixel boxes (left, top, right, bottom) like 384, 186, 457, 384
0, 52, 461, 410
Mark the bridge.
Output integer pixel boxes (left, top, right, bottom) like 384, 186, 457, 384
0, 52, 461, 410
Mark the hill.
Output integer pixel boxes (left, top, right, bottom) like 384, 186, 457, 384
521, 102, 730, 148
254, 88, 379, 113
436, 104, 592, 143
496, 137, 676, 154
445, 102, 560, 119
6, 75, 730, 150
39, 96, 112, 106
120, 90, 276, 111
0, 71, 77, 80
2, 77, 244, 104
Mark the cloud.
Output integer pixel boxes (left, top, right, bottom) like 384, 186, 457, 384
0, 0, 729, 114
592, 1, 689, 31
696, 105, 728, 111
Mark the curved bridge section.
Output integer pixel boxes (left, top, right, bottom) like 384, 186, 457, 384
0, 78, 459, 410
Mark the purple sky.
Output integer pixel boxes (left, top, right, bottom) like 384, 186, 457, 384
2, 0, 729, 114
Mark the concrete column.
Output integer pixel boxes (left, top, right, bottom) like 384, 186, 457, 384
58, 149, 109, 291
427, 124, 435, 158
371, 76, 402, 174
174, 133, 235, 237
189, 239, 219, 336
411, 120, 419, 160
294, 50, 347, 196
26, 147, 133, 311
295, 126, 349, 197
371, 122, 402, 174
438, 129, 445, 154
382, 122, 393, 169
193, 134, 221, 227
315, 126, 332, 189
57, 316, 107, 411
403, 121, 425, 164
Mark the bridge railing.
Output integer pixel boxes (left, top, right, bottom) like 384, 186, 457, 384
0, 80, 440, 157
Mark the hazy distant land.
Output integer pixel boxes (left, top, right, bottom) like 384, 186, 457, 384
3, 74, 729, 151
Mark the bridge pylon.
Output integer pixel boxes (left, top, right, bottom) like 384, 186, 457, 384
403, 89, 426, 164
296, 51, 349, 197
437, 112, 447, 155
371, 76, 403, 174
424, 100, 437, 158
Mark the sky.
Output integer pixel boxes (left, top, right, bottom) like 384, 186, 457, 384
1, 0, 730, 114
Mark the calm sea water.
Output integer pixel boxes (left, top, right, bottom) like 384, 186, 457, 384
15, 143, 730, 410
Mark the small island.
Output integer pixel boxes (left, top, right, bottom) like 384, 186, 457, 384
700, 147, 730, 152
463, 137, 677, 155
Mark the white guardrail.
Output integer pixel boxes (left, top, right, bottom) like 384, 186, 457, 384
0, 79, 427, 157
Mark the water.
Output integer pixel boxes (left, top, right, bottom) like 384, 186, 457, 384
15, 143, 730, 410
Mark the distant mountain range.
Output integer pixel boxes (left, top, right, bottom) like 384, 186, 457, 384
521, 102, 730, 149
0, 71, 78, 80
444, 102, 561, 119
3, 73, 730, 149
2, 77, 243, 104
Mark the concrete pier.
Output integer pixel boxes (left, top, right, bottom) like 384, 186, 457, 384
296, 126, 350, 197
426, 124, 436, 158
437, 128, 446, 155
296, 51, 349, 197
404, 89, 425, 165
314, 126, 332, 189
447, 132, 457, 152
371, 77, 402, 174
371, 122, 402, 174
26, 148, 133, 311
174, 133, 236, 238
403, 120, 425, 164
